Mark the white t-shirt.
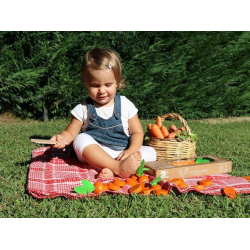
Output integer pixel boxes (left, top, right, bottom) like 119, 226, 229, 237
71, 95, 138, 137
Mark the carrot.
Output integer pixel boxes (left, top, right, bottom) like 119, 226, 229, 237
156, 116, 162, 128
151, 184, 162, 190
167, 132, 176, 139
222, 186, 237, 199
138, 175, 149, 183
198, 179, 213, 186
126, 178, 138, 186
175, 129, 182, 135
141, 182, 151, 191
130, 174, 138, 180
178, 183, 189, 188
160, 125, 169, 138
128, 183, 142, 194
179, 127, 186, 131
113, 178, 126, 187
141, 188, 153, 195
108, 182, 120, 191
193, 185, 204, 190
151, 124, 164, 139
170, 178, 184, 185
169, 124, 177, 133
242, 176, 250, 181
155, 189, 169, 196
147, 124, 154, 137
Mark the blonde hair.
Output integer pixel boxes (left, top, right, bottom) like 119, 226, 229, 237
80, 48, 126, 89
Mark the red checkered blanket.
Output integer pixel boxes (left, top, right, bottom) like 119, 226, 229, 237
28, 147, 250, 199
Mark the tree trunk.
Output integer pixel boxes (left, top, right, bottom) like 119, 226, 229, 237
43, 102, 49, 122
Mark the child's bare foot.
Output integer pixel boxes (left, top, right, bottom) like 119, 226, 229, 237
115, 151, 142, 178
97, 168, 114, 179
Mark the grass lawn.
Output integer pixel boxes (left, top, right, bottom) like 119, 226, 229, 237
1, 115, 250, 218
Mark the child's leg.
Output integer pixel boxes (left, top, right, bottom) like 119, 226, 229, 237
73, 133, 142, 178
139, 146, 157, 162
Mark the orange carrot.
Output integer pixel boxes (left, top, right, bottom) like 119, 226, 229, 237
167, 132, 176, 139
108, 182, 120, 191
169, 124, 177, 133
160, 125, 169, 138
156, 116, 162, 128
155, 189, 169, 196
178, 183, 189, 188
128, 183, 142, 194
193, 185, 204, 190
141, 188, 153, 195
113, 178, 126, 187
126, 178, 138, 186
198, 179, 213, 186
151, 184, 162, 190
175, 129, 182, 135
222, 186, 237, 199
179, 127, 186, 131
170, 178, 184, 185
147, 124, 154, 137
151, 124, 164, 139
138, 175, 149, 183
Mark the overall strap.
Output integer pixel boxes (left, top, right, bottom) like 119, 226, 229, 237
86, 97, 97, 120
114, 94, 121, 119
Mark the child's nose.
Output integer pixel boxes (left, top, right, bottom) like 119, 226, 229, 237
98, 86, 105, 93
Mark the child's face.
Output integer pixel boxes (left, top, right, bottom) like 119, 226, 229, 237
87, 69, 117, 107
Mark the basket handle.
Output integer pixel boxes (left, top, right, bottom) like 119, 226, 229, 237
161, 113, 191, 135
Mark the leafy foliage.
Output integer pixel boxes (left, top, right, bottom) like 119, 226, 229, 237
1, 31, 250, 120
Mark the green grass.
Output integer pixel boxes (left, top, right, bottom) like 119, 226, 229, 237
1, 118, 250, 218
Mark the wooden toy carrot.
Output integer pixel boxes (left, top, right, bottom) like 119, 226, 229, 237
156, 116, 162, 128
151, 124, 164, 139
222, 186, 237, 199
160, 125, 169, 138
108, 182, 120, 191
193, 185, 204, 190
113, 178, 126, 187
178, 183, 189, 188
126, 178, 138, 186
198, 179, 212, 186
138, 175, 149, 183
94, 182, 104, 194
155, 189, 169, 196
128, 183, 142, 194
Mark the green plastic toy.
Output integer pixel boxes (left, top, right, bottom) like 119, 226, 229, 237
136, 159, 149, 177
195, 157, 211, 164
151, 175, 162, 186
74, 180, 95, 194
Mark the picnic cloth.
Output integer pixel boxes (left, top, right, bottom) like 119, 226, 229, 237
28, 147, 250, 199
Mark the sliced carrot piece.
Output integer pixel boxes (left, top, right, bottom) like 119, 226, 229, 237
126, 178, 138, 186
130, 174, 138, 180
113, 178, 126, 187
242, 176, 250, 181
198, 179, 213, 186
222, 186, 237, 199
141, 182, 151, 191
141, 188, 153, 195
155, 189, 169, 196
108, 182, 120, 191
193, 185, 204, 190
151, 184, 161, 190
156, 116, 162, 128
170, 178, 184, 185
138, 175, 149, 183
178, 183, 189, 188
128, 183, 142, 194
102, 183, 109, 191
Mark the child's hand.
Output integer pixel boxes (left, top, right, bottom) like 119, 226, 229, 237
50, 135, 68, 149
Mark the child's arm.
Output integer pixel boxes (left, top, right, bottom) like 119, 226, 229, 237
50, 116, 83, 149
117, 114, 144, 161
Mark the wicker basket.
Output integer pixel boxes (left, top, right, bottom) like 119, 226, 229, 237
145, 113, 196, 161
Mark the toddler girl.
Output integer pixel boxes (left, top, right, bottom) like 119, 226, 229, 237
50, 48, 156, 178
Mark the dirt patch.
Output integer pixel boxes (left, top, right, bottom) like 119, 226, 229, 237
0, 112, 39, 124
195, 116, 250, 124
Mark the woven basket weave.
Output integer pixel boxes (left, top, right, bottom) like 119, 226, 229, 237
145, 113, 196, 161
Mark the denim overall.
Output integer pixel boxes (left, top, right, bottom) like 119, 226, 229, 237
84, 94, 130, 150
